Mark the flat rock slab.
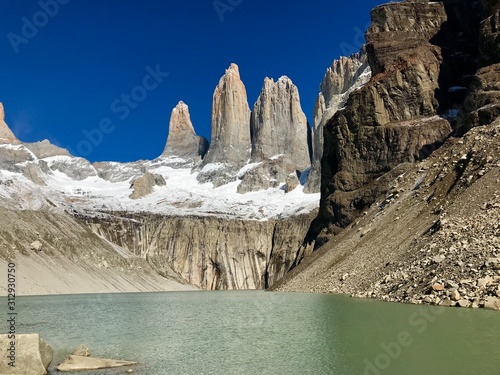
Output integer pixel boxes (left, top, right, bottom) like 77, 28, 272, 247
57, 355, 137, 372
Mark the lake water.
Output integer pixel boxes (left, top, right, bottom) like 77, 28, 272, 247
7, 291, 500, 374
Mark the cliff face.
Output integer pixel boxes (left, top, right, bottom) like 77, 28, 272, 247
317, 0, 453, 229
80, 211, 317, 290
0, 103, 19, 145
238, 76, 311, 193
278, 0, 500, 310
197, 64, 252, 186
305, 49, 371, 193
162, 101, 209, 162
0, 208, 191, 295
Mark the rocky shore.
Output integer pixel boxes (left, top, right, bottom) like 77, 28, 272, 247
273, 118, 500, 310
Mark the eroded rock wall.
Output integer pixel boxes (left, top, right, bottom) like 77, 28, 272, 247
81, 211, 316, 290
317, 1, 452, 230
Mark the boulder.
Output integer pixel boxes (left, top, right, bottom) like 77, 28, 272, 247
451, 289, 461, 301
285, 172, 300, 193
57, 355, 137, 372
484, 296, 500, 310
30, 240, 43, 252
72, 344, 91, 357
129, 172, 166, 199
0, 333, 53, 375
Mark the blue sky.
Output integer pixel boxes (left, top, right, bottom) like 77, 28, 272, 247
0, 0, 386, 162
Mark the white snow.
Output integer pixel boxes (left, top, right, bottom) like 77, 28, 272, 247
0, 155, 319, 220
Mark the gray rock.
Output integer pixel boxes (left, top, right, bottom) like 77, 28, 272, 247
129, 172, 166, 199
72, 344, 91, 357
161, 101, 208, 161
484, 296, 500, 310
30, 240, 43, 252
250, 76, 310, 171
457, 299, 470, 308
451, 289, 461, 301
24, 139, 71, 158
285, 172, 300, 193
0, 333, 53, 375
238, 76, 311, 193
57, 355, 137, 372
0, 102, 21, 144
305, 48, 371, 194
433, 255, 446, 264
198, 63, 251, 185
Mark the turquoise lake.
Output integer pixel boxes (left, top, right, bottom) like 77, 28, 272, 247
6, 291, 500, 374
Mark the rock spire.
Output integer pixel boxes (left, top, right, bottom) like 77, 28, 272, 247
162, 101, 208, 161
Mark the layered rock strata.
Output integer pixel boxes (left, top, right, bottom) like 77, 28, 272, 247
305, 49, 371, 193
315, 0, 453, 230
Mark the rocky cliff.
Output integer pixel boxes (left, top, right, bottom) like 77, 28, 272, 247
0, 103, 19, 145
238, 76, 311, 193
78, 210, 317, 290
162, 101, 209, 162
197, 64, 252, 186
305, 49, 371, 193
276, 0, 500, 311
315, 0, 454, 230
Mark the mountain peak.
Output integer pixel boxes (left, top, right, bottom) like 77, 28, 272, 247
0, 102, 20, 144
162, 101, 208, 161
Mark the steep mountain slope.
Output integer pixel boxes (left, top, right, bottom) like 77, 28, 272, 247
275, 0, 500, 310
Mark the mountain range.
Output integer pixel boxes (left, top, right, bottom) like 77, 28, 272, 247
1, 0, 499, 310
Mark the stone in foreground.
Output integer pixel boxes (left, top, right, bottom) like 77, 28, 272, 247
0, 333, 53, 375
57, 355, 138, 372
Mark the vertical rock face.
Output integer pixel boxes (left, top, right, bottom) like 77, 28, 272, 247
0, 102, 20, 144
305, 49, 371, 193
250, 76, 310, 169
162, 101, 208, 161
82, 211, 317, 290
198, 64, 251, 185
316, 0, 452, 230
238, 76, 311, 193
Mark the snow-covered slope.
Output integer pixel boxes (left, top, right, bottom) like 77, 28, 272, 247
0, 147, 319, 220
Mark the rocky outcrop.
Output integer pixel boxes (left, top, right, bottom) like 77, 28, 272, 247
237, 77, 311, 193
479, 0, 500, 66
0, 102, 20, 144
198, 64, 251, 186
129, 172, 166, 199
316, 1, 452, 229
57, 355, 137, 372
81, 210, 317, 290
455, 0, 500, 133
275, 117, 500, 310
161, 101, 208, 162
0, 334, 53, 375
459, 64, 500, 132
24, 139, 71, 158
0, 208, 189, 295
0, 103, 34, 169
305, 49, 371, 193
250, 77, 310, 167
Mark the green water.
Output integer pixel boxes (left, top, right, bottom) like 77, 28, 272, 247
5, 291, 500, 374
